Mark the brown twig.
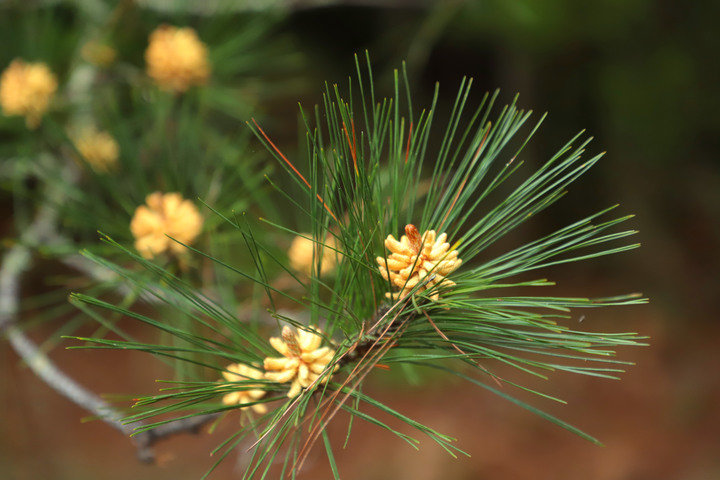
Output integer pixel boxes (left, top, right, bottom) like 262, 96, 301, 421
131, 413, 223, 463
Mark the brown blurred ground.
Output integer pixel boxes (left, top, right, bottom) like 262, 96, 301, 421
3, 290, 719, 480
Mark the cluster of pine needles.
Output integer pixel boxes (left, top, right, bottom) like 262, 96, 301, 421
69, 54, 646, 479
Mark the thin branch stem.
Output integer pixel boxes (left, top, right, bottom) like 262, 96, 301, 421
0, 163, 217, 463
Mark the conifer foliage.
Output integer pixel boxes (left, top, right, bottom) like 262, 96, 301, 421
69, 53, 646, 478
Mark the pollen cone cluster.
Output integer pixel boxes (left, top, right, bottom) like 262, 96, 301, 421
288, 234, 339, 276
130, 192, 204, 259
264, 326, 338, 398
145, 25, 211, 92
221, 363, 267, 414
0, 59, 57, 129
71, 127, 119, 173
377, 224, 462, 301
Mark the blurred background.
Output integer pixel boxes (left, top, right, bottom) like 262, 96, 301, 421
1, 0, 718, 479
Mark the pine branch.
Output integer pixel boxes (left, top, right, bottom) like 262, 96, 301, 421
131, 413, 223, 461
0, 164, 142, 443
67, 54, 647, 478
132, 0, 432, 15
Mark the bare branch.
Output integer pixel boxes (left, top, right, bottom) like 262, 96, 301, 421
0, 163, 221, 463
132, 414, 223, 463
